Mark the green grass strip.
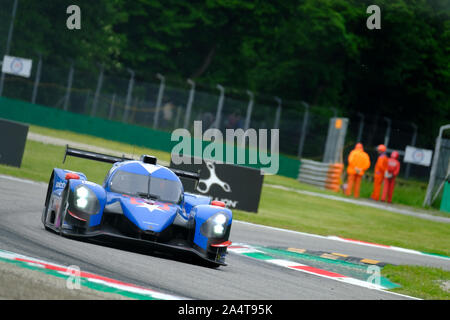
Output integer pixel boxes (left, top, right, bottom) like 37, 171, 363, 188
382, 265, 450, 299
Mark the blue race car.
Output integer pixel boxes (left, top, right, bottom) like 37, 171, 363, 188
42, 146, 233, 267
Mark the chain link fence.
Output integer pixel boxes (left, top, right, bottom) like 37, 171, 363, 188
0, 58, 433, 181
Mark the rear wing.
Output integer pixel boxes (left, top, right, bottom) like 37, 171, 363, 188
63, 145, 200, 184
170, 168, 200, 181
63, 145, 133, 164
171, 168, 200, 191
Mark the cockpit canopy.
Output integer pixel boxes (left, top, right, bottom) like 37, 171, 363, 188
109, 169, 183, 204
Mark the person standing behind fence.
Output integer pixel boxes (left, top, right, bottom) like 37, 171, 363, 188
345, 143, 371, 198
381, 151, 401, 203
370, 144, 388, 201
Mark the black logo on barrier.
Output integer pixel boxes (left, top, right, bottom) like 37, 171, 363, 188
170, 156, 263, 213
197, 161, 232, 194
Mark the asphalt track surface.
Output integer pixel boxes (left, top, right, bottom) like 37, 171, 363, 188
0, 175, 449, 300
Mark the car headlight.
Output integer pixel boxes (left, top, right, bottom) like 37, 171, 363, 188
76, 197, 88, 209
213, 213, 227, 225
200, 212, 229, 238
213, 224, 224, 235
71, 185, 99, 214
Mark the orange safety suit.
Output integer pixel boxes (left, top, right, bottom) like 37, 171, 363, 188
345, 143, 371, 198
381, 151, 401, 203
371, 146, 388, 201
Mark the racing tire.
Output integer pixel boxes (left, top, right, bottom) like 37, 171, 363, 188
203, 260, 221, 269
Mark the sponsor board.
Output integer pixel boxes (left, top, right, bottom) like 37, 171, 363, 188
2, 55, 33, 78
404, 146, 433, 166
170, 155, 263, 213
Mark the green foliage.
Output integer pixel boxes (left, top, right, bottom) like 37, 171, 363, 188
11, 0, 127, 70
3, 0, 449, 144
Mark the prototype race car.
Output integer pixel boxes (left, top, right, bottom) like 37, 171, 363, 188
42, 146, 233, 267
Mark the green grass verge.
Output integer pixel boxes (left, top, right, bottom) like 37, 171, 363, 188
382, 265, 450, 300
234, 186, 450, 256
264, 174, 444, 215
29, 125, 172, 163
0, 140, 111, 183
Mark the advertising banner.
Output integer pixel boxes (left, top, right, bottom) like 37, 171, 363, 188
2, 55, 33, 78
170, 155, 264, 212
404, 146, 433, 166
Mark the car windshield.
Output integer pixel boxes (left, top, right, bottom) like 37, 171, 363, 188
109, 170, 182, 204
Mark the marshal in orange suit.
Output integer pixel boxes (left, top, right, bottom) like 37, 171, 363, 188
345, 143, 371, 198
370, 144, 388, 201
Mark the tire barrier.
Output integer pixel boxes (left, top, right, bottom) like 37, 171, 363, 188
297, 159, 344, 192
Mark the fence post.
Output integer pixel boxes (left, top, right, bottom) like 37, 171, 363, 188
91, 64, 104, 117
130, 97, 139, 124
297, 101, 310, 158
63, 62, 74, 111
404, 122, 418, 179
0, 0, 18, 97
423, 124, 450, 206
244, 90, 254, 131
122, 68, 134, 123
153, 73, 165, 129
83, 90, 91, 114
31, 53, 42, 104
174, 106, 182, 129
108, 93, 116, 120
214, 84, 225, 129
356, 112, 364, 143
383, 117, 391, 148
273, 97, 282, 129
183, 78, 195, 129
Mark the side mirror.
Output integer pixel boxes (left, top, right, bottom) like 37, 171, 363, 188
211, 200, 225, 208
65, 172, 80, 180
